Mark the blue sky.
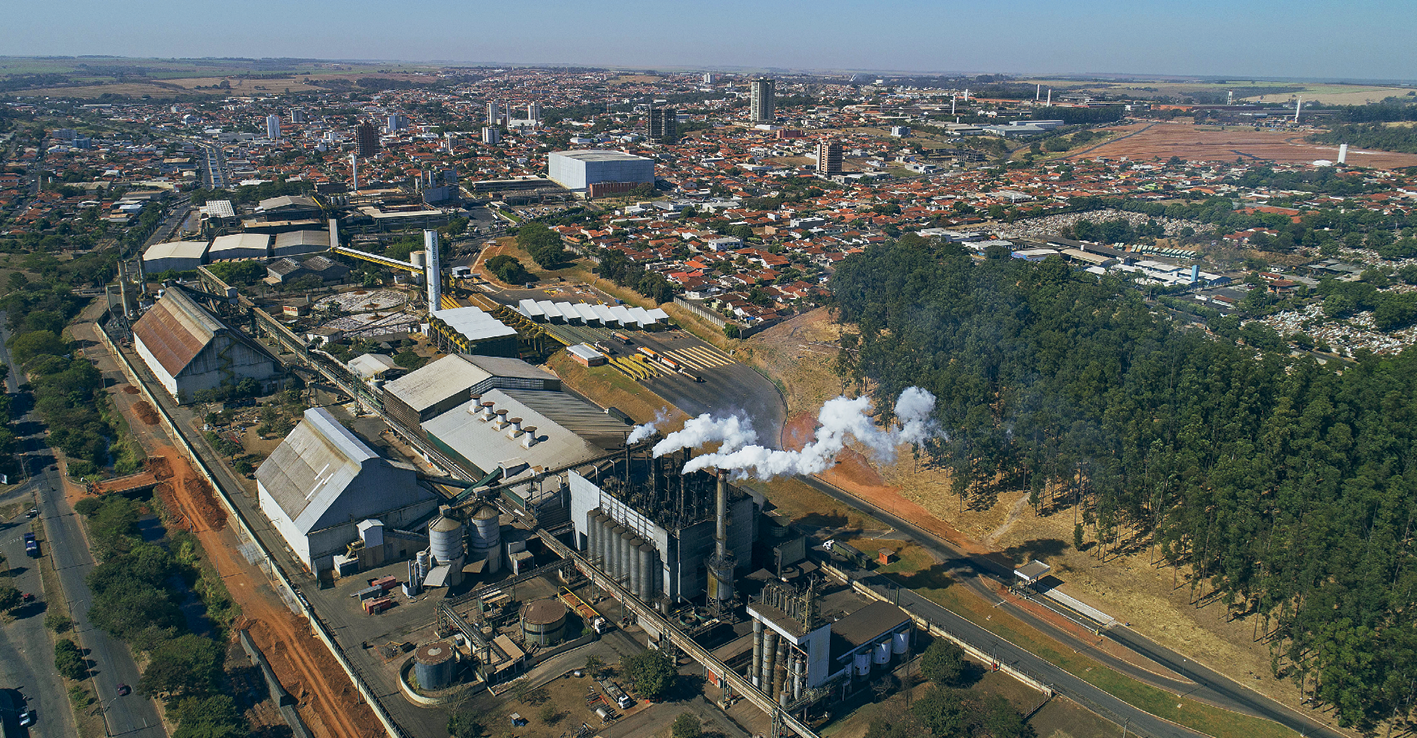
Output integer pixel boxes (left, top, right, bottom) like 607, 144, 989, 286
4, 0, 1414, 80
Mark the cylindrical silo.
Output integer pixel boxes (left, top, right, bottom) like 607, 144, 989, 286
413, 641, 456, 691
773, 638, 788, 701
521, 599, 568, 646
873, 641, 891, 668
429, 516, 464, 566
892, 630, 910, 656
609, 524, 627, 581
637, 543, 654, 599
416, 550, 430, 581
469, 506, 501, 574
600, 516, 616, 575
792, 653, 804, 700
854, 652, 870, 677
619, 530, 635, 588
587, 510, 601, 559
761, 630, 777, 698
627, 536, 642, 597
751, 618, 764, 688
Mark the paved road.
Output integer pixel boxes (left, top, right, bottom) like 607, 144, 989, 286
800, 474, 1339, 738
0, 311, 166, 737
633, 330, 786, 448
0, 482, 74, 738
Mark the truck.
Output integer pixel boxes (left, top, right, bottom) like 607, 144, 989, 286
24, 532, 38, 558
600, 680, 633, 709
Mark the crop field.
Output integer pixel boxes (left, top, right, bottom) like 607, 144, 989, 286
1064, 121, 1417, 168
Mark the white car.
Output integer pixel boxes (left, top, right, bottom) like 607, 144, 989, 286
18, 710, 35, 726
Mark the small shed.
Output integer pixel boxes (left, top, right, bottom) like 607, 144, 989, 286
1013, 560, 1052, 589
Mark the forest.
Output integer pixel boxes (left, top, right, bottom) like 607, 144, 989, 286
831, 238, 1417, 730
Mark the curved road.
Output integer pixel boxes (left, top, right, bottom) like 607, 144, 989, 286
800, 474, 1339, 738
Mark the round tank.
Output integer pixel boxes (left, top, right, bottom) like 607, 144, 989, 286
599, 516, 615, 574
608, 524, 625, 578
413, 641, 456, 691
892, 630, 910, 655
873, 641, 892, 666
410, 250, 427, 269
628, 535, 643, 597
469, 506, 501, 573
521, 599, 567, 646
587, 510, 603, 559
416, 550, 430, 579
638, 543, 656, 598
854, 652, 871, 676
429, 516, 465, 565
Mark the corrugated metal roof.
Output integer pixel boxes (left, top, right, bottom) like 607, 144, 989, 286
209, 233, 270, 256
143, 240, 209, 262
422, 388, 611, 476
499, 388, 630, 448
272, 230, 329, 250
256, 408, 376, 535
383, 354, 493, 414
432, 306, 517, 342
131, 288, 222, 376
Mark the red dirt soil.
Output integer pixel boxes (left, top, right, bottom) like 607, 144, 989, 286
150, 446, 381, 738
133, 400, 160, 426
121, 385, 139, 395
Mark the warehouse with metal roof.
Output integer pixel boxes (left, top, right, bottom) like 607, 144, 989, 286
427, 306, 518, 357
208, 233, 271, 261
382, 354, 560, 438
143, 240, 209, 273
257, 408, 437, 572
131, 288, 279, 403
271, 229, 330, 257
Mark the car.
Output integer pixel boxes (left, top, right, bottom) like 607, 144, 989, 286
20, 592, 32, 602
116, 683, 131, 697
27, 507, 37, 518
18, 710, 34, 726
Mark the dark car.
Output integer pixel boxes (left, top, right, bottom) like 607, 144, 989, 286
116, 684, 131, 697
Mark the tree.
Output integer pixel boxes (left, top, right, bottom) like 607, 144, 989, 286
538, 702, 562, 725
0, 584, 21, 613
54, 638, 87, 680
139, 634, 225, 700
620, 649, 677, 701
447, 701, 485, 738
981, 693, 1032, 738
9, 330, 65, 364
921, 640, 967, 687
170, 695, 248, 738
45, 611, 73, 633
516, 222, 568, 268
584, 655, 606, 679
486, 254, 531, 284
911, 687, 970, 737
671, 711, 702, 738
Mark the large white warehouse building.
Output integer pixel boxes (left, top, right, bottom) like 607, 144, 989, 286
131, 288, 279, 403
547, 150, 654, 191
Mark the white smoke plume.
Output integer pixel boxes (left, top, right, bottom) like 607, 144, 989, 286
663, 387, 939, 481
651, 412, 758, 458
626, 408, 673, 444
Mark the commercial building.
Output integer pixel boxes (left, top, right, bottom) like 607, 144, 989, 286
387, 113, 406, 132
254, 195, 320, 222
132, 288, 279, 403
356, 122, 380, 158
265, 114, 281, 141
547, 150, 654, 192
265, 255, 349, 286
527, 102, 542, 124
482, 127, 501, 145
257, 408, 437, 573
750, 79, 775, 122
271, 229, 330, 258
143, 240, 209, 273
486, 101, 502, 126
208, 233, 271, 261
649, 107, 678, 142
816, 140, 842, 176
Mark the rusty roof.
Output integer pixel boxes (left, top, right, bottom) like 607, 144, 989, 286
131, 288, 222, 377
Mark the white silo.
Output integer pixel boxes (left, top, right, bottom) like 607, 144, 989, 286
429, 516, 464, 565
469, 506, 501, 574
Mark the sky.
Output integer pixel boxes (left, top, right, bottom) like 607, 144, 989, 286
3, 0, 1415, 81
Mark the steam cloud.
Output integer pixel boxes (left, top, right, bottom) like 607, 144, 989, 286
626, 408, 674, 444
653, 387, 939, 480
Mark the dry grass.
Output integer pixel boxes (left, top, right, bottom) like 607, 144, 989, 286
739, 308, 846, 415
544, 350, 686, 428
744, 476, 883, 532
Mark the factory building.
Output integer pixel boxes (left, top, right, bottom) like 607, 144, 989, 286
132, 288, 279, 403
271, 229, 330, 258
257, 408, 438, 573
567, 451, 758, 606
746, 583, 913, 703
382, 354, 562, 441
427, 306, 518, 357
547, 150, 654, 192
208, 233, 271, 261
143, 240, 209, 273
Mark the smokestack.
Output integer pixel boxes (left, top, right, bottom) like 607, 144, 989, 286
705, 473, 735, 603
1046, 89, 1051, 107
951, 95, 956, 115
118, 261, 131, 319
328, 217, 340, 251
424, 229, 441, 311
1294, 97, 1302, 124
350, 152, 358, 193
1338, 143, 1348, 165
1035, 84, 1040, 101
715, 474, 728, 563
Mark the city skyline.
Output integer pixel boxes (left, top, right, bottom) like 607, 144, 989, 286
2, 0, 1414, 81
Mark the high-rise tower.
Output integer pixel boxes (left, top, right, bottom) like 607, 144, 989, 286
816, 140, 842, 176
750, 78, 775, 123
356, 122, 379, 158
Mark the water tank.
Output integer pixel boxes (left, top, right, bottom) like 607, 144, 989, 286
892, 630, 910, 655
413, 641, 456, 691
410, 250, 427, 269
429, 516, 464, 565
469, 506, 501, 573
873, 641, 892, 667
521, 599, 567, 646
599, 516, 615, 575
853, 652, 871, 676
415, 550, 430, 580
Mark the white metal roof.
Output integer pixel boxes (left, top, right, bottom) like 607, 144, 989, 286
144, 240, 209, 261
432, 306, 517, 342
209, 232, 270, 255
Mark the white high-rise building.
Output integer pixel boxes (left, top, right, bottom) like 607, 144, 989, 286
750, 79, 775, 123
528, 102, 542, 123
265, 114, 281, 141
487, 101, 501, 125
703, 72, 717, 85
387, 113, 405, 132
482, 127, 501, 145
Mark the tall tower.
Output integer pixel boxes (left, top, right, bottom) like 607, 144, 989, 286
816, 140, 842, 176
424, 230, 441, 311
527, 102, 542, 124
750, 78, 775, 123
355, 122, 379, 158
486, 101, 501, 126
649, 107, 678, 143
265, 114, 281, 141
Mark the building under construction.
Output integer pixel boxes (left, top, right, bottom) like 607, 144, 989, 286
566, 446, 757, 609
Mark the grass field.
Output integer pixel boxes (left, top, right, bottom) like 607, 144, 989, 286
1017, 77, 1415, 105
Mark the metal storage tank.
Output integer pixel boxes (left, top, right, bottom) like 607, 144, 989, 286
854, 652, 871, 676
892, 630, 910, 655
638, 543, 655, 599
413, 641, 456, 691
617, 528, 633, 584
587, 510, 603, 559
469, 506, 501, 573
600, 516, 615, 574
521, 599, 568, 646
429, 516, 465, 565
873, 641, 892, 667
628, 535, 642, 597
609, 524, 627, 580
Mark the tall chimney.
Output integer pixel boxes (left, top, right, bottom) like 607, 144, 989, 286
424, 229, 441, 311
